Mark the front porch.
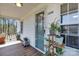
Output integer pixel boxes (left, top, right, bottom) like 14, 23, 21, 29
0, 3, 79, 56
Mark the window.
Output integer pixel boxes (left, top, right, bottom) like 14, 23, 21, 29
60, 3, 79, 49
61, 3, 78, 24
0, 17, 20, 35
20, 21, 23, 34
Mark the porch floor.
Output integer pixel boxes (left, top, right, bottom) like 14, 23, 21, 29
62, 46, 79, 56
0, 43, 43, 56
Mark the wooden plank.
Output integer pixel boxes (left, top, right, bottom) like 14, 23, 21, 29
0, 43, 43, 56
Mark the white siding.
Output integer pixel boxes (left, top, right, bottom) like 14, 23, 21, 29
22, 15, 36, 47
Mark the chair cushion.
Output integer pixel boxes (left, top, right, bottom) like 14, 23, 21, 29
0, 37, 5, 44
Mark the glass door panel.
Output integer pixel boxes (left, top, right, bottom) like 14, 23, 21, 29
35, 12, 44, 51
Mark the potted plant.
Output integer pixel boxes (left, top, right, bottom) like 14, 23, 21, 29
45, 22, 61, 56
50, 22, 64, 56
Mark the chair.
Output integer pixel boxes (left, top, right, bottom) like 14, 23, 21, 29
0, 33, 5, 44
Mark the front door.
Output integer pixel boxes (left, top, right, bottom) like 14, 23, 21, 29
35, 12, 44, 51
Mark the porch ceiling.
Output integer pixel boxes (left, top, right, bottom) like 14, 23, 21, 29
0, 3, 40, 19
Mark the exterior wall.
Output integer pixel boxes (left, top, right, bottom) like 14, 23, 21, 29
21, 15, 36, 47
21, 4, 61, 53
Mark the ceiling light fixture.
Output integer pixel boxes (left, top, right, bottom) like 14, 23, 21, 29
16, 3, 23, 7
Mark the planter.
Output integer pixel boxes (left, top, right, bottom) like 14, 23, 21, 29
55, 36, 63, 45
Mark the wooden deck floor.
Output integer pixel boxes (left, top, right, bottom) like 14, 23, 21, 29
0, 43, 43, 56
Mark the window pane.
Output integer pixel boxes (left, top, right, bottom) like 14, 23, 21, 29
69, 3, 78, 12
21, 21, 23, 33
62, 12, 79, 24
0, 18, 3, 34
61, 3, 67, 14
69, 25, 78, 35
66, 36, 79, 49
62, 14, 69, 24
